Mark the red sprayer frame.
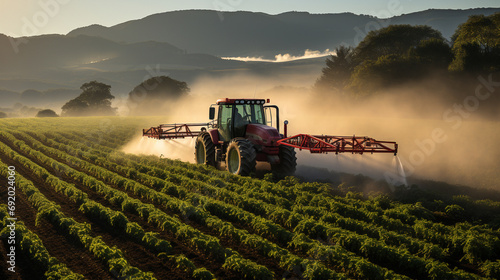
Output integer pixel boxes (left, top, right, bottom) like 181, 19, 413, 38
278, 134, 398, 155
142, 123, 212, 140
143, 124, 397, 155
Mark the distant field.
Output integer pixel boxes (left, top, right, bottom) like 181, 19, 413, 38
0, 117, 499, 279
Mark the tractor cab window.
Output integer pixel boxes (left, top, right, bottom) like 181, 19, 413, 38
218, 105, 233, 141
234, 104, 265, 137
219, 103, 266, 140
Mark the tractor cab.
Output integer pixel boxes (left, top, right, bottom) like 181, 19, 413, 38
210, 98, 270, 141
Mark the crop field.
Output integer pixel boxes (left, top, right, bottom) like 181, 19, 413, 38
0, 117, 499, 280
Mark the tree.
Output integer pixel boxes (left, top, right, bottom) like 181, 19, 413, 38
354, 25, 445, 62
346, 25, 451, 96
61, 81, 116, 116
314, 45, 356, 93
316, 25, 450, 97
408, 38, 453, 69
127, 76, 190, 115
449, 13, 500, 72
36, 109, 58, 117
348, 54, 422, 95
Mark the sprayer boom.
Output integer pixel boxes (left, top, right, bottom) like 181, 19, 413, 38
278, 134, 397, 155
142, 123, 213, 140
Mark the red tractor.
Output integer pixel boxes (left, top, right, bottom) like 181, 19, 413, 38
143, 98, 398, 177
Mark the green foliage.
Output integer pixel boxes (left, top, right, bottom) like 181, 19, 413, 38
36, 109, 59, 118
409, 38, 454, 68
445, 204, 465, 220
355, 24, 445, 62
127, 76, 190, 115
314, 45, 355, 93
318, 24, 451, 96
126, 222, 145, 241
302, 260, 334, 280
223, 254, 274, 280
450, 12, 500, 72
192, 267, 216, 280
316, 15, 500, 98
348, 54, 423, 95
174, 254, 196, 273
481, 260, 500, 279
0, 209, 85, 280
61, 81, 116, 116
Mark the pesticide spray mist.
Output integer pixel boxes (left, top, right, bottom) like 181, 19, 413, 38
120, 70, 500, 191
122, 136, 197, 163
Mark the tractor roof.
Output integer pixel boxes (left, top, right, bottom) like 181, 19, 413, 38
216, 98, 270, 105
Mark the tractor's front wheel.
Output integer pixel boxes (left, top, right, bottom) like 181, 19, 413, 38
272, 145, 297, 180
226, 139, 256, 176
195, 132, 216, 167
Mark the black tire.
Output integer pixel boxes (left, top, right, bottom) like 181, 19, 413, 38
225, 138, 256, 176
195, 132, 216, 167
272, 145, 297, 180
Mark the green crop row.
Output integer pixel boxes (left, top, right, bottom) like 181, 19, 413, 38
15, 128, 351, 280
13, 121, 498, 274
0, 158, 155, 279
0, 132, 215, 280
0, 204, 85, 280
121, 158, 484, 280
34, 128, 487, 279
26, 128, 414, 279
0, 131, 174, 254
31, 130, 426, 278
118, 146, 500, 266
2, 130, 277, 280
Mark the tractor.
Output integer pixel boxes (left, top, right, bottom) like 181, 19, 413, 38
143, 98, 398, 177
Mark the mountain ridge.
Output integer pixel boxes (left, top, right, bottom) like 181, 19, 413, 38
0, 8, 498, 109
66, 8, 500, 56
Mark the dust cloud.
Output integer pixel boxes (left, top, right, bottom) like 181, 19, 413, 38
120, 70, 500, 191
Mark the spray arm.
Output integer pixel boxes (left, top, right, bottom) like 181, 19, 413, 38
278, 134, 398, 155
143, 122, 214, 140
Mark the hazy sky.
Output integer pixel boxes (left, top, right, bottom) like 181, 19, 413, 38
1, 0, 498, 37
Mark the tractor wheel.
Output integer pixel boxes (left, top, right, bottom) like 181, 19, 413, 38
226, 138, 256, 176
272, 145, 297, 180
195, 132, 216, 167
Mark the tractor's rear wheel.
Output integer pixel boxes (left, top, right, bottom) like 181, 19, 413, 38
226, 139, 256, 176
272, 145, 297, 180
195, 132, 216, 167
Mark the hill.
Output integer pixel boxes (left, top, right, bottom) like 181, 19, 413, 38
67, 8, 500, 56
0, 8, 498, 110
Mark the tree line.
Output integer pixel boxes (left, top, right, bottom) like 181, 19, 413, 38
59, 76, 189, 117
315, 12, 500, 97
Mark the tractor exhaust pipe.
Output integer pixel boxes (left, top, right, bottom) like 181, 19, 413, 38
284, 120, 288, 138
